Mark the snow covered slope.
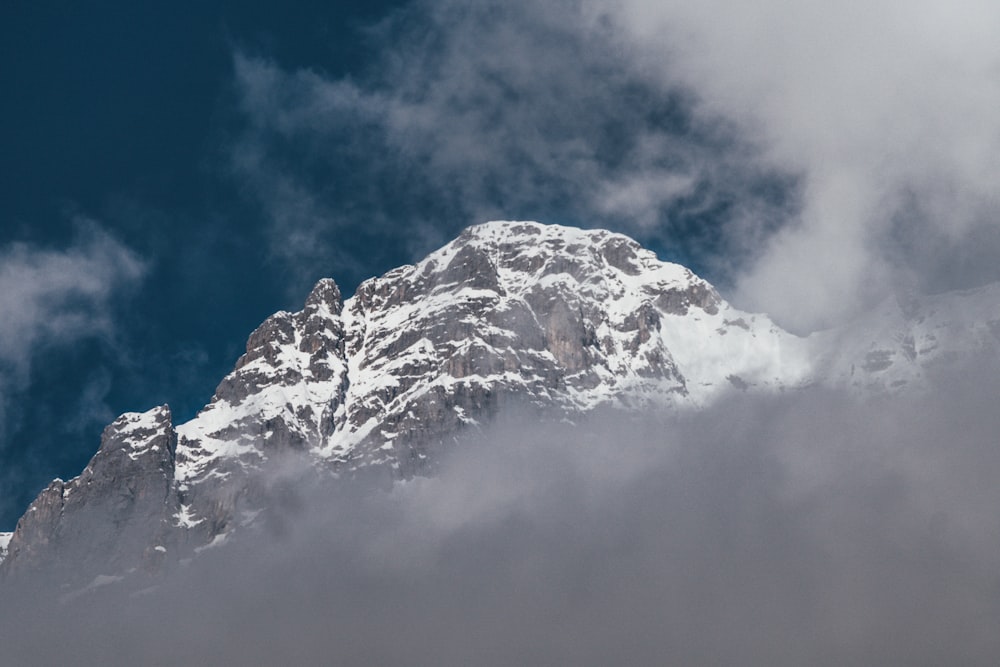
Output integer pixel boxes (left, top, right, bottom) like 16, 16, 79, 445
811, 283, 1000, 393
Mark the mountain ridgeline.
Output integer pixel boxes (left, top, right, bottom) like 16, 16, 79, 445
3, 221, 999, 587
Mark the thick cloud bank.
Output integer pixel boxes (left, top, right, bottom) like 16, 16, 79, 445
4, 359, 1000, 666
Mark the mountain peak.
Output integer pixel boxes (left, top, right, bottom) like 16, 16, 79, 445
456, 220, 663, 276
460, 219, 623, 245
304, 277, 343, 314
23, 220, 983, 589
425, 220, 704, 307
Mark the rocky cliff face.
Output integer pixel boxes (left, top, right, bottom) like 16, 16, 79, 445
3, 220, 998, 589
1, 407, 178, 578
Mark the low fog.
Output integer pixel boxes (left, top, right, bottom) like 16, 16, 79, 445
3, 356, 1000, 666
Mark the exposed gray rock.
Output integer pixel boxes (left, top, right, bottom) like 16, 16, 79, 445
652, 281, 721, 316
1, 406, 178, 583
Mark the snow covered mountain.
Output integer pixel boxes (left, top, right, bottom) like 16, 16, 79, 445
2, 220, 997, 586
812, 283, 1000, 393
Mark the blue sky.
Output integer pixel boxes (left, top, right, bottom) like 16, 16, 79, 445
0, 2, 408, 527
3, 1, 1000, 529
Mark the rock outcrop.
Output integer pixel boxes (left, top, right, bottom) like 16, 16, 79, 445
1, 406, 178, 579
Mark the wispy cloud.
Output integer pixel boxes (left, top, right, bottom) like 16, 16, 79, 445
0, 223, 144, 377
227, 1, 792, 292
600, 0, 1000, 329
0, 222, 144, 518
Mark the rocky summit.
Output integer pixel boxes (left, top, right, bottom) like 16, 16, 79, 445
3, 220, 999, 588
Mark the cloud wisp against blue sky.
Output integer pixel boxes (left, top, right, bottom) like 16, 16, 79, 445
0, 225, 144, 522
228, 1, 794, 298
601, 0, 1000, 328
227, 0, 1000, 332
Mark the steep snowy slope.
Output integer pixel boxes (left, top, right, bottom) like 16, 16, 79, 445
811, 283, 1000, 392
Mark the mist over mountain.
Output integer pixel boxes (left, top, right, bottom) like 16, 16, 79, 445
2, 221, 1000, 665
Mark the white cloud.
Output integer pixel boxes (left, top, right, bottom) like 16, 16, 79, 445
0, 223, 144, 435
599, 0, 1000, 330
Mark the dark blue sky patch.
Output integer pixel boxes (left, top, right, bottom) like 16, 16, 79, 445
0, 1, 410, 528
